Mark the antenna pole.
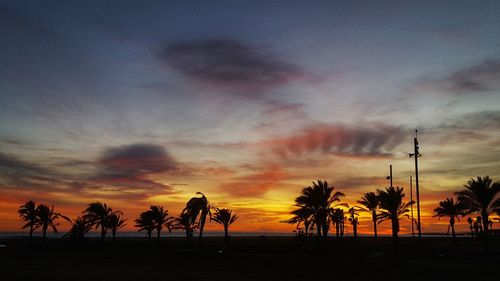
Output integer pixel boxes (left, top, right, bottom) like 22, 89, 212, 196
413, 130, 422, 241
410, 176, 415, 238
389, 164, 393, 188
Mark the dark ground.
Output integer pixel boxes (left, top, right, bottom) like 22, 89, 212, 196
0, 236, 498, 281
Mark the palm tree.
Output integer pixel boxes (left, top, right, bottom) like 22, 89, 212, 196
331, 208, 345, 239
357, 192, 380, 240
295, 180, 344, 238
211, 208, 238, 244
285, 206, 314, 236
182, 192, 210, 241
434, 198, 467, 247
467, 217, 474, 238
18, 200, 38, 245
377, 186, 414, 247
172, 213, 199, 240
35, 204, 70, 242
149, 205, 173, 242
65, 217, 93, 241
83, 202, 113, 241
348, 207, 359, 239
455, 176, 500, 239
108, 213, 127, 241
135, 210, 155, 242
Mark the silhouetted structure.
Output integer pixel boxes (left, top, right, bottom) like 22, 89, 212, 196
17, 200, 37, 246
211, 207, 238, 245
433, 197, 467, 247
182, 192, 210, 242
456, 176, 500, 241
357, 192, 380, 240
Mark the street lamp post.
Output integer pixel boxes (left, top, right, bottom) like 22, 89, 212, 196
409, 130, 422, 241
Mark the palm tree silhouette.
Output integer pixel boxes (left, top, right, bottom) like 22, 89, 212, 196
108, 213, 127, 241
348, 207, 359, 240
182, 192, 210, 242
149, 205, 173, 242
295, 180, 344, 238
331, 208, 345, 239
434, 198, 467, 247
377, 186, 414, 248
455, 176, 500, 239
18, 200, 38, 245
172, 213, 199, 240
357, 192, 380, 240
83, 202, 113, 241
285, 206, 314, 237
35, 204, 70, 242
467, 217, 474, 238
211, 208, 238, 245
135, 210, 155, 242
65, 217, 93, 241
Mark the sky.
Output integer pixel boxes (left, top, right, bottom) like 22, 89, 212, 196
1, 0, 500, 235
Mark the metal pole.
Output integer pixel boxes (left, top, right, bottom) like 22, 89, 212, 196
414, 131, 422, 241
390, 164, 393, 188
410, 176, 414, 238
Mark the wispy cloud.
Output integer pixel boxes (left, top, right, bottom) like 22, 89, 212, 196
258, 123, 406, 158
415, 58, 500, 94
160, 39, 306, 95
218, 165, 288, 197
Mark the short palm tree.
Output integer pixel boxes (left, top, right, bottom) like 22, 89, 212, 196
35, 204, 70, 242
108, 213, 127, 241
295, 180, 344, 238
348, 207, 359, 239
83, 202, 113, 241
149, 205, 173, 242
211, 208, 238, 244
172, 213, 199, 240
455, 176, 500, 239
357, 192, 380, 240
331, 208, 346, 239
18, 200, 38, 245
285, 206, 314, 236
135, 210, 155, 242
182, 192, 210, 241
467, 217, 474, 238
377, 186, 414, 247
65, 217, 93, 241
434, 198, 467, 247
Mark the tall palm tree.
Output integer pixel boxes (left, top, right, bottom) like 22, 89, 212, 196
285, 206, 314, 236
149, 205, 173, 242
18, 200, 37, 245
35, 204, 70, 242
172, 213, 199, 240
182, 192, 210, 241
211, 208, 238, 244
455, 176, 500, 239
83, 202, 113, 241
135, 210, 155, 242
65, 217, 93, 241
357, 192, 380, 240
348, 207, 359, 239
377, 186, 414, 247
434, 198, 467, 247
295, 180, 344, 238
108, 213, 127, 241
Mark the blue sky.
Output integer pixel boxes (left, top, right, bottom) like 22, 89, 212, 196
1, 0, 500, 232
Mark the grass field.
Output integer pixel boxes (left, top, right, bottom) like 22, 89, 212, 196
1, 236, 498, 281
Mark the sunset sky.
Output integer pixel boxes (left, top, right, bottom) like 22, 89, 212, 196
1, 0, 500, 235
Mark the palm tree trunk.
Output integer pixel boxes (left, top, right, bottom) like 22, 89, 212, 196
335, 222, 340, 240
224, 225, 229, 246
101, 225, 106, 242
392, 218, 399, 253
372, 211, 378, 240
29, 224, 34, 246
112, 228, 116, 241
199, 214, 206, 242
157, 228, 161, 243
481, 212, 489, 239
450, 219, 457, 248
316, 222, 321, 237
42, 224, 48, 243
